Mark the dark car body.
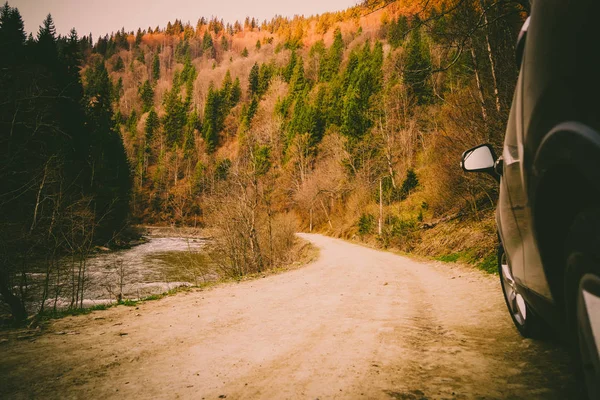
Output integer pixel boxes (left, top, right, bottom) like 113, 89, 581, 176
462, 0, 600, 397
498, 0, 600, 337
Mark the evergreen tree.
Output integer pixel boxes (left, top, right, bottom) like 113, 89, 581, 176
403, 27, 433, 105
231, 77, 242, 105
152, 53, 160, 81
127, 110, 138, 135
162, 85, 187, 146
203, 85, 221, 152
283, 49, 297, 82
220, 70, 233, 107
0, 2, 26, 64
255, 39, 261, 50
221, 35, 229, 51
320, 27, 344, 82
84, 59, 132, 241
113, 76, 123, 104
258, 63, 273, 97
135, 27, 143, 46
145, 108, 159, 149
184, 110, 200, 155
139, 79, 154, 113
36, 13, 58, 65
180, 53, 197, 87
241, 47, 249, 57
114, 55, 124, 71
289, 57, 306, 96
248, 62, 259, 96
202, 31, 215, 58
389, 15, 408, 48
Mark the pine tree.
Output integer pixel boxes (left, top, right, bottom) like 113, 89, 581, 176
258, 63, 272, 97
231, 77, 242, 105
135, 28, 143, 46
113, 77, 123, 104
145, 108, 159, 148
241, 47, 249, 57
220, 70, 233, 107
389, 16, 408, 48
320, 27, 344, 82
255, 39, 261, 51
283, 49, 297, 82
36, 13, 58, 64
403, 27, 433, 105
84, 59, 132, 241
152, 53, 160, 81
221, 35, 229, 51
248, 62, 259, 96
139, 79, 154, 113
184, 110, 199, 155
114, 55, 124, 71
203, 85, 221, 152
162, 85, 187, 146
202, 31, 215, 58
0, 3, 26, 64
289, 57, 306, 96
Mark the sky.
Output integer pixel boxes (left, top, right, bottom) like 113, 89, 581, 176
11, 0, 359, 40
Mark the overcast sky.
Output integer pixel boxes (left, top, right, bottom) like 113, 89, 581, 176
11, 0, 359, 39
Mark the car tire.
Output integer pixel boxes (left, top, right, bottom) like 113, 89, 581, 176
565, 210, 600, 400
498, 243, 543, 338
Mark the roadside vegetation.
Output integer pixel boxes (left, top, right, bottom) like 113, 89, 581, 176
0, 0, 527, 322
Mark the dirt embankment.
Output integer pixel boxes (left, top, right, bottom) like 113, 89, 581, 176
0, 234, 581, 399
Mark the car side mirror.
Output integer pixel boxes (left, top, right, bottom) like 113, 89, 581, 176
461, 144, 498, 177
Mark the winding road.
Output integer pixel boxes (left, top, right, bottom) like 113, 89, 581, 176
0, 234, 581, 399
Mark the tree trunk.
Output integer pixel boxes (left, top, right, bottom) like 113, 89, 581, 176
470, 43, 488, 124
479, 0, 501, 112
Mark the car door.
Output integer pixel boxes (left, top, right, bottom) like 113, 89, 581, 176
504, 14, 552, 300
499, 87, 526, 286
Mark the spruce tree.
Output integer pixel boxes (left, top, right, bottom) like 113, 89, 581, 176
403, 27, 433, 105
202, 31, 215, 58
162, 85, 187, 146
145, 108, 159, 149
152, 53, 160, 81
320, 27, 344, 82
114, 55, 124, 71
139, 79, 154, 113
231, 77, 242, 105
203, 85, 221, 152
248, 62, 259, 96
84, 59, 132, 241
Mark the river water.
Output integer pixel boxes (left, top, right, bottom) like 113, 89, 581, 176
38, 230, 212, 311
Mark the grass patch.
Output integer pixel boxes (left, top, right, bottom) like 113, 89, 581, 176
477, 253, 498, 274
436, 250, 498, 275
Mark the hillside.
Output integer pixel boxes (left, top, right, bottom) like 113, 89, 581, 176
0, 0, 528, 320
98, 0, 524, 267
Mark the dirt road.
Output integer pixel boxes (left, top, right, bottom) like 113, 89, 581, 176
0, 234, 581, 399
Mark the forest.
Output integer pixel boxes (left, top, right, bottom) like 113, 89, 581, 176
0, 0, 529, 322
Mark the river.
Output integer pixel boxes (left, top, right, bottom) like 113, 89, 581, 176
34, 228, 213, 312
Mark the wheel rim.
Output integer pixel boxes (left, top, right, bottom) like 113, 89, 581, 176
501, 252, 527, 326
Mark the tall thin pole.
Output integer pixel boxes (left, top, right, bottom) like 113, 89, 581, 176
379, 179, 383, 236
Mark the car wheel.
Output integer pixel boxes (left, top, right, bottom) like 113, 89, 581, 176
498, 244, 542, 338
565, 211, 600, 399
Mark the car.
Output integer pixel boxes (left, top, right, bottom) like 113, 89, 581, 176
460, 1, 600, 398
